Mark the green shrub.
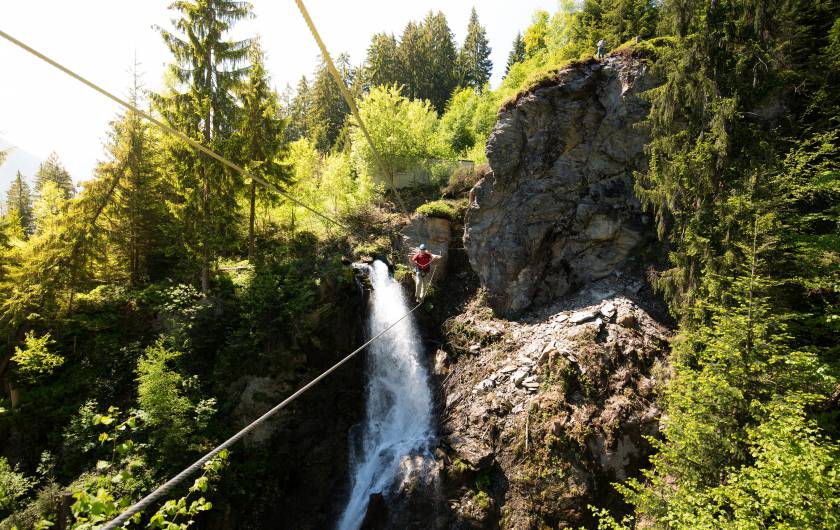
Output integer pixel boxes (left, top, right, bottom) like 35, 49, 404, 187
415, 200, 459, 221
0, 457, 32, 517
11, 331, 63, 385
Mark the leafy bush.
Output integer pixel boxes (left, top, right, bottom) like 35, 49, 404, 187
11, 331, 63, 384
0, 457, 32, 516
415, 200, 459, 221
137, 341, 208, 457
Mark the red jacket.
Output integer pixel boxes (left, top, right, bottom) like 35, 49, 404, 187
411, 251, 433, 271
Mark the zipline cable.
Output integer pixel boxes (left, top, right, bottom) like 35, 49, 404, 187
101, 294, 426, 529
0, 20, 435, 529
0, 28, 348, 231
292, 0, 410, 216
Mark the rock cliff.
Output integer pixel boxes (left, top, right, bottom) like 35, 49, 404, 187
465, 56, 658, 317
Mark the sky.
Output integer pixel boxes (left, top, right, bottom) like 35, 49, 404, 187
0, 1, 557, 191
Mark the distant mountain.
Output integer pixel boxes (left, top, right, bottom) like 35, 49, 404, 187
0, 137, 43, 194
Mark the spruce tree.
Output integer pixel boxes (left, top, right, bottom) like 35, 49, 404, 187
364, 33, 402, 89
420, 11, 458, 113
154, 0, 252, 293
458, 8, 492, 90
308, 53, 353, 151
5, 172, 34, 237
398, 21, 425, 101
34, 152, 74, 199
99, 69, 168, 286
505, 32, 526, 75
284, 76, 311, 142
237, 41, 288, 259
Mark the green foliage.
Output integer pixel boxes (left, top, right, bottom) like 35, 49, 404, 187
457, 8, 492, 90
154, 0, 252, 292
350, 85, 442, 186
137, 341, 214, 458
11, 331, 63, 385
0, 457, 32, 517
505, 32, 526, 75
5, 172, 34, 237
415, 200, 459, 221
65, 406, 227, 530
307, 54, 356, 152
34, 152, 74, 199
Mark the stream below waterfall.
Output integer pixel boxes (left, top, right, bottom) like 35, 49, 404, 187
337, 260, 436, 530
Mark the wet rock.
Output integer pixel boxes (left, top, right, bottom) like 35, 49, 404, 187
360, 493, 388, 530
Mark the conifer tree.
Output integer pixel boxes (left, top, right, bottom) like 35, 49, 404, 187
5, 172, 34, 237
237, 41, 288, 259
154, 0, 252, 293
283, 76, 312, 142
398, 21, 425, 101
98, 69, 168, 286
458, 8, 492, 90
308, 53, 354, 152
421, 11, 458, 113
364, 33, 402, 89
505, 32, 526, 75
34, 152, 74, 199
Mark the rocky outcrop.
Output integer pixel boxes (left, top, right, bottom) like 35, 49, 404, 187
465, 56, 659, 317
436, 275, 670, 529
403, 215, 453, 279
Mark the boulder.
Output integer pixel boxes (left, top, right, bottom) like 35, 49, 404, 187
464, 56, 659, 316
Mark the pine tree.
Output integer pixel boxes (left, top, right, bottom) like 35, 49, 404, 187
364, 33, 402, 89
98, 68, 168, 286
458, 8, 492, 90
308, 53, 354, 152
398, 21, 426, 101
237, 41, 289, 259
420, 11, 458, 113
5, 172, 34, 237
505, 32, 526, 76
283, 76, 312, 142
154, 0, 252, 293
34, 152, 74, 199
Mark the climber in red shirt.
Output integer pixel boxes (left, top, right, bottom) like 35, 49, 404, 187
410, 244, 441, 302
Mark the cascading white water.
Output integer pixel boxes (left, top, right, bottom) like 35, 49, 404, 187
337, 260, 435, 530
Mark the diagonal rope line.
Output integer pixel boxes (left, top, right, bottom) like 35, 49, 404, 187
101, 294, 425, 529
0, 19, 435, 530
0, 28, 348, 231
292, 0, 410, 216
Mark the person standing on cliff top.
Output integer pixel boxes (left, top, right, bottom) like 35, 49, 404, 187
410, 244, 441, 302
596, 38, 606, 59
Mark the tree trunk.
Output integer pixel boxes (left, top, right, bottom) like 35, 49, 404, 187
248, 179, 256, 260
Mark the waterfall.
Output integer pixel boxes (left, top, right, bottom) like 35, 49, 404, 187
337, 260, 435, 530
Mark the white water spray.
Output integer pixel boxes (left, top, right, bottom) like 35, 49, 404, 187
337, 260, 435, 530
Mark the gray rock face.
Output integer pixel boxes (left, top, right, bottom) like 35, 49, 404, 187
403, 215, 452, 278
465, 56, 658, 316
